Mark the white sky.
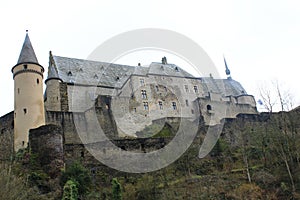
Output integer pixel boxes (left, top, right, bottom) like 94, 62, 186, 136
0, 0, 300, 116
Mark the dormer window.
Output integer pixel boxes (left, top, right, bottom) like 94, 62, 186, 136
116, 76, 120, 81
79, 68, 83, 72
175, 67, 179, 72
67, 71, 72, 76
94, 74, 98, 79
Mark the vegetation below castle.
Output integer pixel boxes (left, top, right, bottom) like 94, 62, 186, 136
1, 109, 300, 199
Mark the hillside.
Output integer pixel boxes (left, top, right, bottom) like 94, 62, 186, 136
1, 108, 300, 199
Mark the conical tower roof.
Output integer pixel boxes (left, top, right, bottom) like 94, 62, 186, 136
17, 31, 39, 65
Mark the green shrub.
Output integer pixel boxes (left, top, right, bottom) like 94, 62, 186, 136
62, 180, 78, 200
61, 161, 91, 195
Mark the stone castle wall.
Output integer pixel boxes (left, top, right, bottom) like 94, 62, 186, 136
0, 112, 14, 161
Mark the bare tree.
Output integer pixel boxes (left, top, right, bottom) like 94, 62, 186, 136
258, 80, 294, 112
258, 82, 277, 113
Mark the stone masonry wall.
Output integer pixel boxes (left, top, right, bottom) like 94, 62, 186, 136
29, 124, 64, 178
0, 112, 14, 160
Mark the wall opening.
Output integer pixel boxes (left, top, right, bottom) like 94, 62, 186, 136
158, 101, 163, 110
172, 102, 177, 110
37, 78, 39, 84
140, 78, 145, 86
23, 108, 27, 114
194, 86, 198, 93
23, 64, 28, 70
184, 85, 189, 93
207, 104, 212, 111
143, 102, 149, 110
185, 99, 189, 106
141, 90, 147, 99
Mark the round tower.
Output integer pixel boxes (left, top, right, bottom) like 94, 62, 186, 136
44, 51, 63, 111
12, 31, 45, 151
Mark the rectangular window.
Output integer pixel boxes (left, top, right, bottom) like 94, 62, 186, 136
143, 102, 149, 110
185, 99, 189, 106
184, 85, 189, 93
158, 101, 163, 110
140, 79, 145, 86
141, 90, 147, 99
172, 102, 177, 110
194, 86, 198, 93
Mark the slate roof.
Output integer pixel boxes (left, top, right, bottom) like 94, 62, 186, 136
51, 56, 194, 88
49, 55, 247, 96
17, 32, 39, 65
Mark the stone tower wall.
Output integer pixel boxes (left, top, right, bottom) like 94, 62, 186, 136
12, 63, 45, 151
44, 79, 62, 111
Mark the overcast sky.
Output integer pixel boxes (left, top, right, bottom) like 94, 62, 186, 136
0, 0, 299, 116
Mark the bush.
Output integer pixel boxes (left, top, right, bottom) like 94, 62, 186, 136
61, 161, 91, 195
62, 180, 78, 200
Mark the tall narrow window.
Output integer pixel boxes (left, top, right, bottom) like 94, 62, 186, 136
23, 108, 27, 114
172, 102, 177, 110
37, 78, 39, 84
140, 78, 145, 86
185, 99, 189, 106
164, 86, 167, 92
143, 102, 149, 110
17, 88, 20, 94
158, 101, 163, 110
141, 90, 147, 99
184, 85, 189, 93
155, 85, 159, 92
194, 86, 198, 93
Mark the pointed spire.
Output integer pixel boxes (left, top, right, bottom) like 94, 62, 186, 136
17, 30, 39, 65
223, 55, 231, 79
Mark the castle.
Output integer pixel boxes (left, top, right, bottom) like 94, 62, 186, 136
6, 32, 257, 152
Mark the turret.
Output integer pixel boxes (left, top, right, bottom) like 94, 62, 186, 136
12, 31, 45, 151
44, 51, 63, 111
